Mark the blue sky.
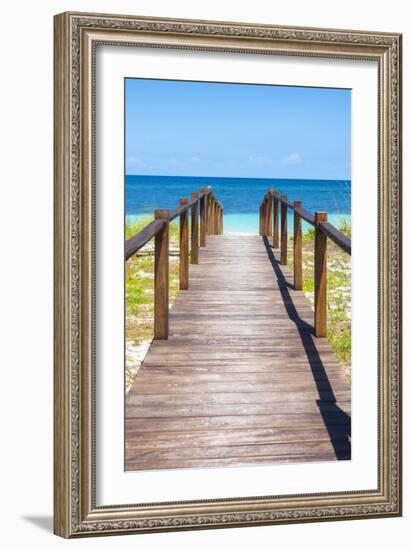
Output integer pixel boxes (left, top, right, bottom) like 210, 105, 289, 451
125, 78, 351, 180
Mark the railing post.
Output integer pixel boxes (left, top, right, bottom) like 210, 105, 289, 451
273, 192, 279, 248
293, 201, 303, 290
179, 198, 189, 290
199, 188, 207, 247
259, 203, 263, 236
191, 192, 199, 264
206, 192, 211, 235
261, 196, 266, 236
266, 190, 273, 236
220, 207, 224, 234
154, 209, 169, 340
263, 195, 268, 236
214, 201, 219, 235
212, 195, 216, 235
207, 194, 213, 234
211, 196, 216, 234
280, 195, 288, 265
314, 211, 328, 337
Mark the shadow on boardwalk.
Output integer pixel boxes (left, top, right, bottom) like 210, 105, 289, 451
263, 236, 351, 460
126, 234, 351, 470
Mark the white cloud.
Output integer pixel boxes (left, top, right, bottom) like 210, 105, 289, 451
281, 152, 303, 165
190, 156, 200, 162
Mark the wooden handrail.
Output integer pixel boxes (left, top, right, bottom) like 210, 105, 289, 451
125, 219, 166, 260
259, 187, 351, 338
319, 221, 351, 255
294, 206, 316, 226
169, 204, 187, 222
125, 186, 223, 340
261, 188, 351, 254
158, 189, 211, 222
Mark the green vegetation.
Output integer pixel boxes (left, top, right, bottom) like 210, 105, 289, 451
125, 216, 185, 390
125, 216, 181, 341
334, 215, 351, 239
125, 216, 351, 391
291, 219, 352, 378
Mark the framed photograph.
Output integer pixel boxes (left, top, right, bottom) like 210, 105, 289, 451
53, 11, 402, 537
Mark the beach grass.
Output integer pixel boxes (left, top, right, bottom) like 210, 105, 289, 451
291, 218, 351, 379
125, 216, 351, 390
125, 216, 184, 391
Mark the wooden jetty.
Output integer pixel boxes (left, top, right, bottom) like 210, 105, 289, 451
125, 188, 351, 471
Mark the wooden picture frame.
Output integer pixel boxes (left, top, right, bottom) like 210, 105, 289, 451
54, 11, 402, 538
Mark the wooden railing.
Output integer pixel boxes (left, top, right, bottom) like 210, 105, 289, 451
125, 187, 224, 340
259, 188, 351, 338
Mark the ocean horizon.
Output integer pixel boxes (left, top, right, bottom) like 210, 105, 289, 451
125, 175, 351, 234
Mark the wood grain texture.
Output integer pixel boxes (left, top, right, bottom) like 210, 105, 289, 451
293, 201, 303, 290
154, 210, 169, 339
273, 193, 279, 248
266, 190, 273, 236
214, 201, 219, 235
199, 188, 207, 247
126, 234, 351, 471
179, 198, 189, 290
190, 193, 199, 264
280, 195, 288, 265
315, 212, 328, 337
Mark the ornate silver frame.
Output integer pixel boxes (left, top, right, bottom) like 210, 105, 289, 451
53, 11, 402, 538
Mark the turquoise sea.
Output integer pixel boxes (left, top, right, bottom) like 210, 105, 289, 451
126, 175, 351, 234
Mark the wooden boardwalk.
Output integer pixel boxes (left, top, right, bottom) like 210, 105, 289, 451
126, 234, 351, 471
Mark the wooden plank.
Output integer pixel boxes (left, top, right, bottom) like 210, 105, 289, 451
126, 400, 351, 418
129, 381, 350, 396
140, 363, 344, 373
125, 425, 351, 448
125, 440, 350, 463
127, 390, 351, 406
132, 370, 348, 384
126, 233, 351, 471
126, 413, 350, 432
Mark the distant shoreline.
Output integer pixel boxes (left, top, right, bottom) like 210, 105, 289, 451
125, 175, 351, 234
126, 173, 351, 183
126, 213, 351, 236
